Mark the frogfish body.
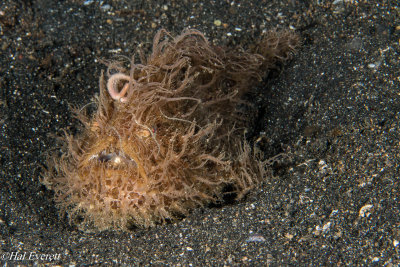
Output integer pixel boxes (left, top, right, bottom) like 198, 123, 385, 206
42, 29, 298, 230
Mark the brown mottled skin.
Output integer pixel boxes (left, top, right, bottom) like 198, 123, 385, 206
41, 29, 299, 231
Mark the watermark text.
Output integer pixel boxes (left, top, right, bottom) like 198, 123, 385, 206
1, 251, 61, 262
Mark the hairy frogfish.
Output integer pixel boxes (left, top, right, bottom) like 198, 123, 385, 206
41, 29, 299, 231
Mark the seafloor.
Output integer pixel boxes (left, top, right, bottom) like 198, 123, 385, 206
0, 0, 399, 265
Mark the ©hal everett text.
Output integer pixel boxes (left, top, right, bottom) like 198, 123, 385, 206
1, 251, 61, 261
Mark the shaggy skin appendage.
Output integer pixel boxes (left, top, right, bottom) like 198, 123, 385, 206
41, 29, 299, 231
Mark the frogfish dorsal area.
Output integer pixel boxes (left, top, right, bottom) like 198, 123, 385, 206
41, 29, 299, 231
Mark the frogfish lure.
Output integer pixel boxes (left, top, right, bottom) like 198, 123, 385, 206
41, 29, 299, 231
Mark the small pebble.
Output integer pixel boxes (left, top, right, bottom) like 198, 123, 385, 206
83, 0, 94, 5
246, 234, 266, 242
214, 20, 222, 27
372, 257, 380, 262
359, 204, 373, 217
100, 4, 111, 11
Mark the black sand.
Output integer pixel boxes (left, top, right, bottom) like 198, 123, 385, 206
0, 0, 399, 265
